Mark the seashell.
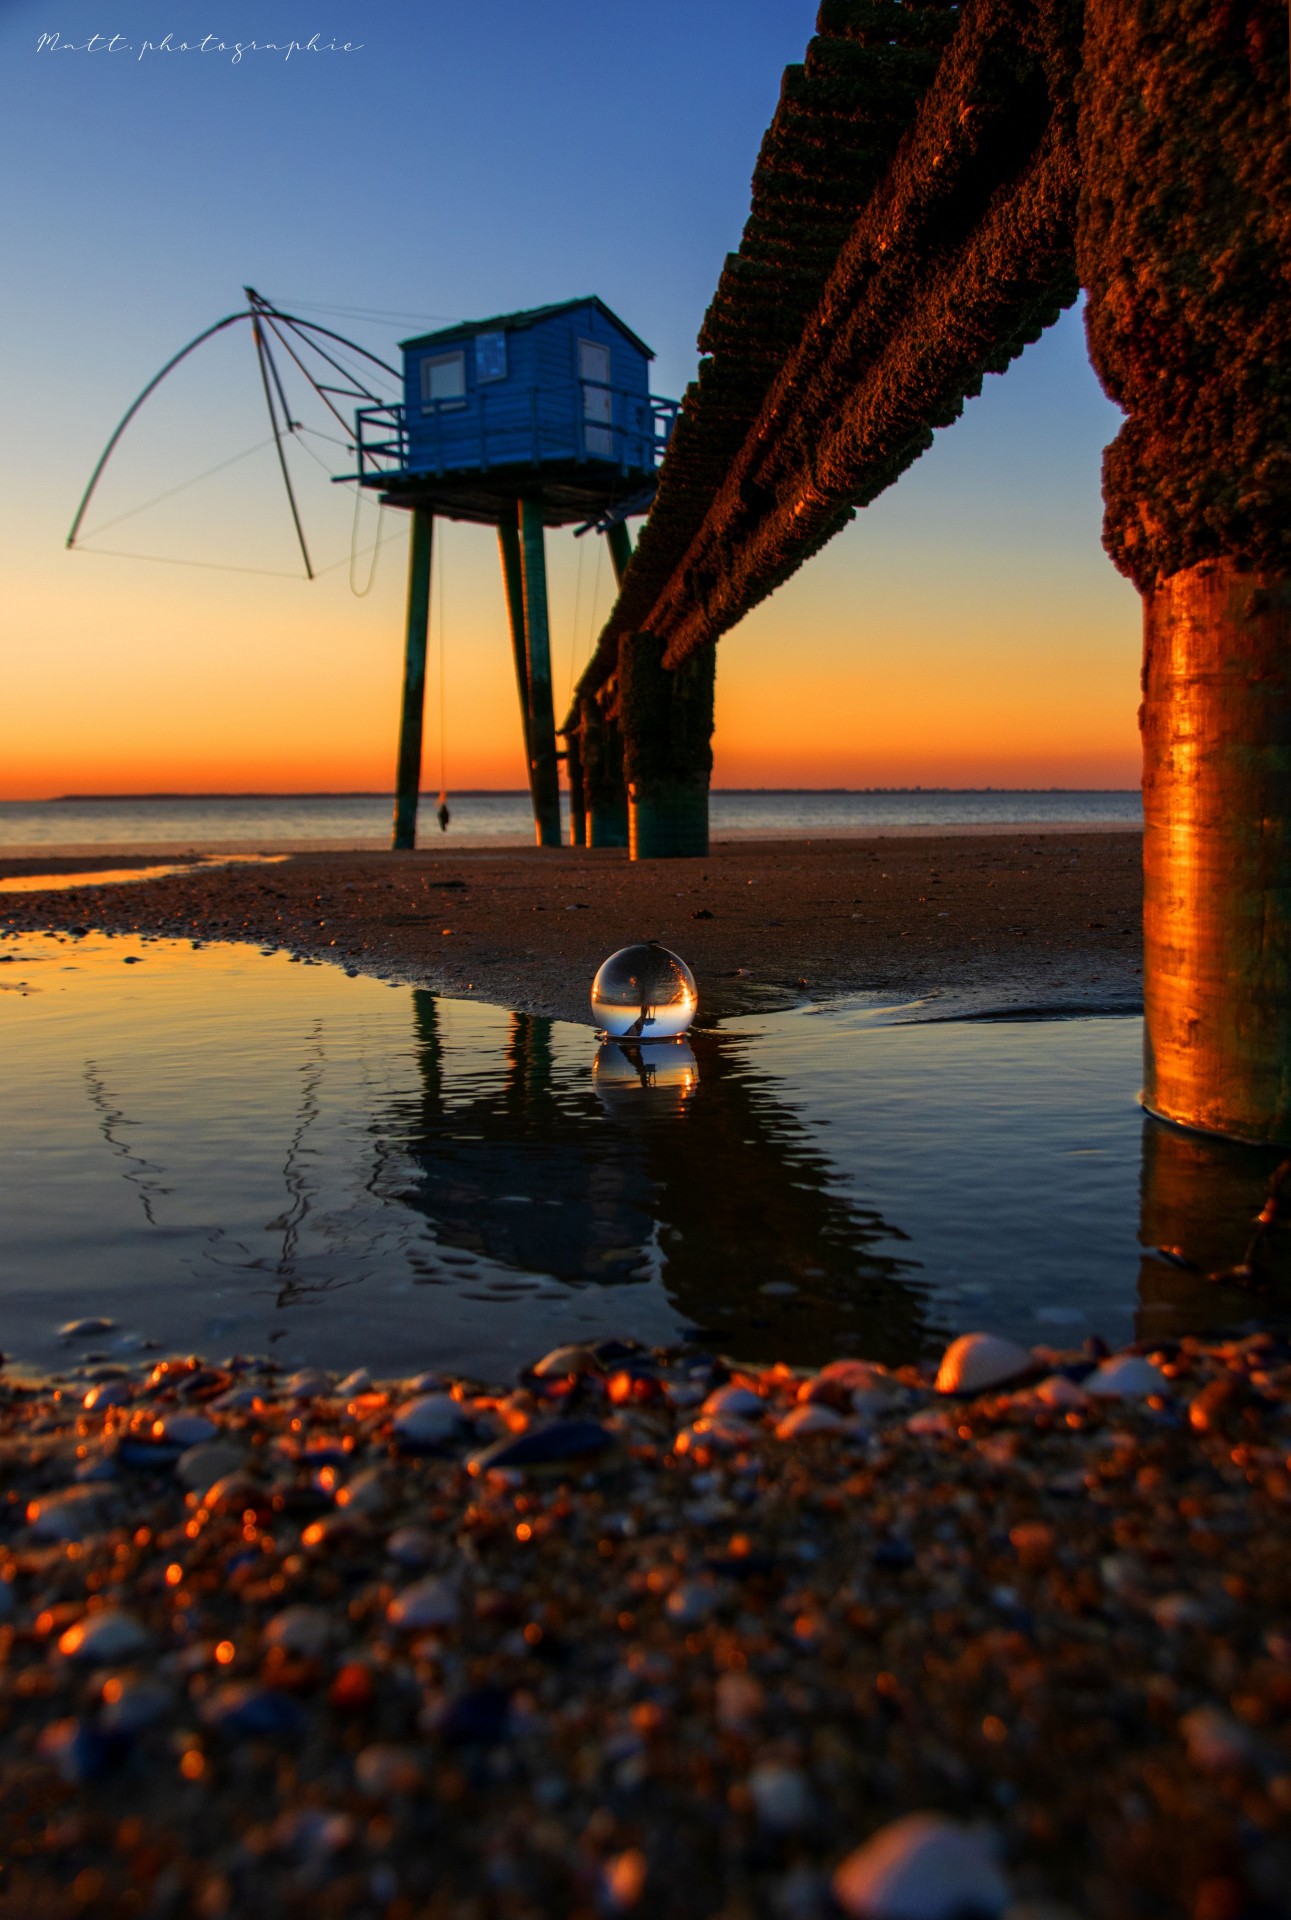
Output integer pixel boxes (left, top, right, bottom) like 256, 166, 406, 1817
286, 1368, 331, 1400
177, 1441, 247, 1493
1181, 1705, 1256, 1773
387, 1577, 459, 1629
354, 1743, 425, 1795
264, 1604, 332, 1658
802, 1360, 892, 1409
58, 1609, 149, 1663
934, 1334, 1032, 1396
775, 1403, 846, 1440
664, 1579, 720, 1626
83, 1380, 132, 1411
201, 1684, 305, 1738
392, 1394, 462, 1447
27, 1486, 110, 1542
1085, 1355, 1169, 1399
833, 1812, 1008, 1919
747, 1763, 813, 1832
156, 1412, 217, 1448
386, 1525, 435, 1568
470, 1419, 611, 1473
100, 1675, 174, 1735
531, 1345, 599, 1379
1033, 1374, 1088, 1409
701, 1384, 764, 1419
1153, 1592, 1208, 1631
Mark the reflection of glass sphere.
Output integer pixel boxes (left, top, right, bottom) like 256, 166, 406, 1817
591, 942, 697, 1038
594, 1041, 699, 1116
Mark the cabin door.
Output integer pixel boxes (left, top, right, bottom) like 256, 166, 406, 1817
578, 340, 613, 457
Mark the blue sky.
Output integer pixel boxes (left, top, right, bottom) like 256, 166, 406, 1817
0, 0, 1139, 793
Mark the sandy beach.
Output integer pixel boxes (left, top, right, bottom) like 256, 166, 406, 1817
0, 831, 1144, 1025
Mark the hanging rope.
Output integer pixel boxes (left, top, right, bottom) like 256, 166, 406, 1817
346, 482, 385, 597
566, 527, 588, 713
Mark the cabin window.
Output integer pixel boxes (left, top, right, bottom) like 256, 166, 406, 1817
420, 352, 466, 411
474, 331, 506, 383
578, 339, 613, 456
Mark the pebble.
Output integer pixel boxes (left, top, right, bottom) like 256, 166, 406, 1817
1085, 1355, 1169, 1398
155, 1411, 218, 1447
1032, 1374, 1088, 1409
83, 1378, 132, 1410
386, 1525, 436, 1568
470, 1419, 612, 1471
701, 1383, 765, 1419
776, 1402, 847, 1440
286, 1368, 331, 1400
387, 1576, 459, 1629
665, 1579, 721, 1625
1180, 1706, 1257, 1773
201, 1684, 306, 1738
59, 1317, 116, 1339
392, 1393, 462, 1446
336, 1367, 371, 1395
355, 1744, 425, 1795
57, 1609, 150, 1663
531, 1344, 599, 1378
715, 1670, 765, 1731
27, 1485, 111, 1542
100, 1674, 174, 1734
934, 1333, 1032, 1395
264, 1604, 332, 1658
748, 1762, 814, 1831
403, 1370, 446, 1394
833, 1813, 1009, 1919
176, 1439, 247, 1491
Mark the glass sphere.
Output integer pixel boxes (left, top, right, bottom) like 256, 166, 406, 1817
590, 942, 697, 1038
594, 1040, 699, 1115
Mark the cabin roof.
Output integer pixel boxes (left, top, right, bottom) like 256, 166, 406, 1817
401, 297, 654, 361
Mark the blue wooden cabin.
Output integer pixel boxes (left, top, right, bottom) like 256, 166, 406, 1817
354, 297, 678, 527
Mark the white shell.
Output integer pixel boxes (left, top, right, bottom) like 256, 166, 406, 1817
1033, 1374, 1088, 1409
177, 1441, 247, 1492
264, 1604, 332, 1657
1181, 1706, 1255, 1773
387, 1577, 458, 1629
83, 1380, 132, 1411
833, 1813, 1008, 1920
701, 1384, 764, 1420
58, 1609, 150, 1663
776, 1403, 846, 1440
934, 1334, 1032, 1396
392, 1394, 461, 1443
286, 1368, 331, 1400
748, 1763, 813, 1831
336, 1368, 371, 1396
157, 1412, 217, 1447
532, 1345, 598, 1379
1085, 1355, 1169, 1399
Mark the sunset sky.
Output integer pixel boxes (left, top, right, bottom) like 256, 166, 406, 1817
0, 0, 1139, 799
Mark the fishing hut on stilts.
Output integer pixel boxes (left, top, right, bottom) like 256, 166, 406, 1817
344, 299, 678, 850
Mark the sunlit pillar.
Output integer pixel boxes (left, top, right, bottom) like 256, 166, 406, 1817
1078, 0, 1290, 1140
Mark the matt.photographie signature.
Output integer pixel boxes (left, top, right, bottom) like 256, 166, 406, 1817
35, 30, 364, 63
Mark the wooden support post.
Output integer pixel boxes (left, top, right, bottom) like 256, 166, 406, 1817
620, 633, 714, 859
565, 726, 587, 847
497, 515, 535, 814
1078, 0, 1290, 1139
391, 506, 432, 852
581, 694, 629, 847
606, 521, 633, 588
1141, 567, 1291, 1141
518, 500, 563, 848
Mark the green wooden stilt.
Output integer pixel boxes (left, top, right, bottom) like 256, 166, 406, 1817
518, 499, 562, 848
565, 727, 587, 846
581, 694, 629, 847
392, 507, 433, 851
607, 521, 633, 587
497, 515, 535, 811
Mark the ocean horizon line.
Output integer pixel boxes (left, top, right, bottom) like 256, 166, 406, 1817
15, 786, 1141, 804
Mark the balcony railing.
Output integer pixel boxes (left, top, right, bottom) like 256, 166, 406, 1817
350, 382, 679, 486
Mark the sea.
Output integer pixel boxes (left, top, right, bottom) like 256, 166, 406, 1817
0, 789, 1141, 856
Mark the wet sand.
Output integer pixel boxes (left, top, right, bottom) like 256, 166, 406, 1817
0, 832, 1143, 1024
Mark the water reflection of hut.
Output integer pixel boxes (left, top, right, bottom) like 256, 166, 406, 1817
386, 993, 933, 1367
